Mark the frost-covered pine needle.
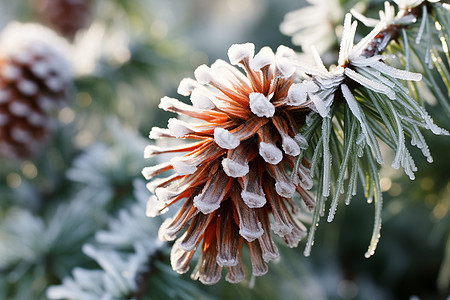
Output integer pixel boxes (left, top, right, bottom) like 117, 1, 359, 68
304, 176, 324, 257
321, 117, 332, 198
416, 5, 428, 44
340, 84, 383, 164
364, 148, 383, 258
402, 28, 410, 71
282, 2, 449, 260
327, 120, 356, 222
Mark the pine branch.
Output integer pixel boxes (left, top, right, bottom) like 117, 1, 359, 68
141, 0, 449, 285
290, 0, 449, 257
0, 197, 97, 299
47, 180, 212, 300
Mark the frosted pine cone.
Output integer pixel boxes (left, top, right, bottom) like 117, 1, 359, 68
0, 23, 71, 159
143, 43, 315, 284
33, 0, 92, 39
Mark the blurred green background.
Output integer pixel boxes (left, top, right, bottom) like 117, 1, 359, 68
0, 0, 448, 299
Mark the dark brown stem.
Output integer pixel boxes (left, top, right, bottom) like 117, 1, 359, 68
332, 2, 435, 105
361, 2, 430, 57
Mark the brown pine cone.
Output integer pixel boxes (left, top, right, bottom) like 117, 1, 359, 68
32, 0, 93, 40
0, 22, 72, 159
143, 43, 315, 284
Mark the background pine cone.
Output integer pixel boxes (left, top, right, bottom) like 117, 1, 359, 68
0, 22, 72, 159
32, 0, 93, 40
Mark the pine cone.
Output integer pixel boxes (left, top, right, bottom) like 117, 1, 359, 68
143, 43, 315, 284
0, 22, 71, 159
33, 0, 93, 40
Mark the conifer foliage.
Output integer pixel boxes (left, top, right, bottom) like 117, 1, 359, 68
0, 0, 448, 299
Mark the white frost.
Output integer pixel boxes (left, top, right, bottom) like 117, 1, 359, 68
309, 93, 329, 117
228, 43, 255, 65
372, 61, 422, 81
250, 46, 274, 70
344, 67, 391, 94
275, 181, 296, 198
275, 45, 296, 59
9, 101, 30, 116
146, 195, 168, 217
241, 190, 266, 208
193, 194, 221, 215
158, 96, 177, 111
286, 81, 319, 106
194, 64, 214, 84
294, 133, 308, 149
282, 136, 301, 156
177, 78, 198, 96
214, 127, 240, 149
167, 118, 191, 138
170, 156, 197, 175
1, 64, 21, 80
259, 142, 283, 165
221, 158, 249, 178
394, 0, 424, 10
149, 127, 171, 139
31, 61, 50, 78
46, 77, 63, 92
11, 127, 31, 142
239, 222, 264, 242
275, 58, 296, 78
17, 80, 38, 96
249, 92, 275, 118
190, 88, 216, 109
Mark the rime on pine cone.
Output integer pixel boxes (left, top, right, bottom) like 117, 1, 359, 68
0, 23, 71, 159
33, 0, 92, 40
143, 43, 316, 284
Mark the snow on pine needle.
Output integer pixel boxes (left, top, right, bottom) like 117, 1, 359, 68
47, 180, 209, 300
289, 4, 448, 258
47, 200, 157, 300
47, 244, 152, 300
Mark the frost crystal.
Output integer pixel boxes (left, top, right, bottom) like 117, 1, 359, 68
214, 128, 240, 149
249, 92, 275, 118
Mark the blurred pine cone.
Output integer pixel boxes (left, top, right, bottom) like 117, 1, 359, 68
0, 22, 72, 159
32, 0, 93, 40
